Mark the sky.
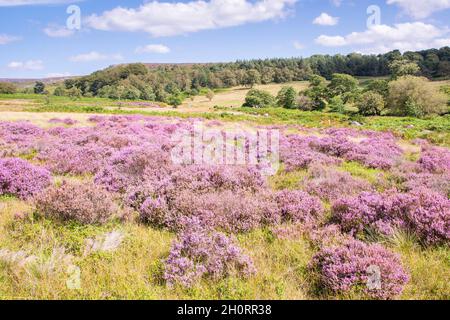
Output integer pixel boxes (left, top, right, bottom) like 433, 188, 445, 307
0, 0, 449, 78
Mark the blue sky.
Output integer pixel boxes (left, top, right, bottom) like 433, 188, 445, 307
0, 0, 449, 78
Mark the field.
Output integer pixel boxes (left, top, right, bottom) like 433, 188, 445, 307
0, 81, 449, 300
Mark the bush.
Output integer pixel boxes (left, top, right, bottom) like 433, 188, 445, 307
328, 96, 346, 114
164, 218, 255, 288
358, 91, 385, 116
53, 86, 66, 97
275, 190, 324, 225
297, 95, 315, 111
387, 76, 447, 117
35, 181, 118, 224
332, 188, 450, 245
309, 239, 409, 300
242, 89, 275, 108
0, 82, 17, 94
0, 158, 51, 199
276, 86, 297, 109
34, 81, 45, 94
328, 74, 359, 102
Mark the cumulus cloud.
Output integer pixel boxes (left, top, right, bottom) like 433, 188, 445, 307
0, 34, 20, 45
387, 0, 450, 19
313, 12, 339, 26
69, 51, 123, 62
315, 22, 450, 53
0, 0, 80, 6
135, 44, 171, 54
43, 25, 74, 38
86, 0, 297, 37
7, 60, 44, 70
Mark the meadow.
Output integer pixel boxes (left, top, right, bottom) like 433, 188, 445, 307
0, 80, 449, 300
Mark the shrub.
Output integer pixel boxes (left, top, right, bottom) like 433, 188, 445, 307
387, 76, 447, 117
35, 181, 118, 224
0, 82, 17, 94
164, 218, 256, 288
0, 158, 51, 199
332, 189, 450, 245
358, 91, 385, 116
305, 165, 373, 202
276, 86, 297, 109
242, 89, 275, 108
309, 239, 409, 300
418, 145, 450, 174
328, 96, 346, 114
275, 190, 324, 225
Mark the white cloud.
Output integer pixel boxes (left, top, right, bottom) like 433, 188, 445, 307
293, 41, 304, 50
135, 44, 171, 54
86, 0, 297, 37
313, 12, 339, 26
7, 60, 44, 70
0, 34, 20, 45
0, 0, 80, 6
43, 25, 74, 38
387, 0, 450, 19
330, 0, 342, 7
315, 22, 450, 53
69, 51, 123, 62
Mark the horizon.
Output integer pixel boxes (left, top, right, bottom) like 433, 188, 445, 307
1, 0, 450, 79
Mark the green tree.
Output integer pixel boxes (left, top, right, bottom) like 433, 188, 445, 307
276, 86, 297, 109
389, 59, 420, 79
358, 91, 385, 116
387, 76, 447, 117
328, 73, 359, 102
67, 87, 82, 100
242, 89, 275, 108
244, 69, 261, 88
366, 79, 389, 98
167, 94, 184, 108
328, 95, 346, 113
34, 81, 46, 94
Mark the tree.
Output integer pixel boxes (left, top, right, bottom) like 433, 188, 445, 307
0, 82, 17, 94
244, 69, 261, 88
328, 95, 346, 114
276, 86, 297, 109
167, 94, 183, 108
53, 86, 66, 96
358, 91, 385, 116
303, 75, 328, 110
389, 59, 420, 79
34, 81, 45, 94
366, 79, 389, 98
67, 87, 82, 100
205, 89, 215, 102
328, 73, 359, 102
387, 76, 447, 117
242, 89, 275, 108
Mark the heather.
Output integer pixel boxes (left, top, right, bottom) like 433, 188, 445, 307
34, 181, 118, 225
0, 158, 51, 199
309, 239, 409, 300
332, 189, 450, 245
0, 115, 448, 299
164, 218, 256, 288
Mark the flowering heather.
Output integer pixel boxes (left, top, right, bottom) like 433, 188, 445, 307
311, 135, 402, 170
304, 165, 373, 202
48, 118, 78, 125
35, 181, 118, 225
0, 121, 45, 156
164, 218, 255, 288
275, 190, 324, 225
332, 191, 401, 237
418, 145, 450, 174
0, 158, 51, 199
332, 189, 450, 245
309, 239, 409, 300
280, 135, 340, 172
